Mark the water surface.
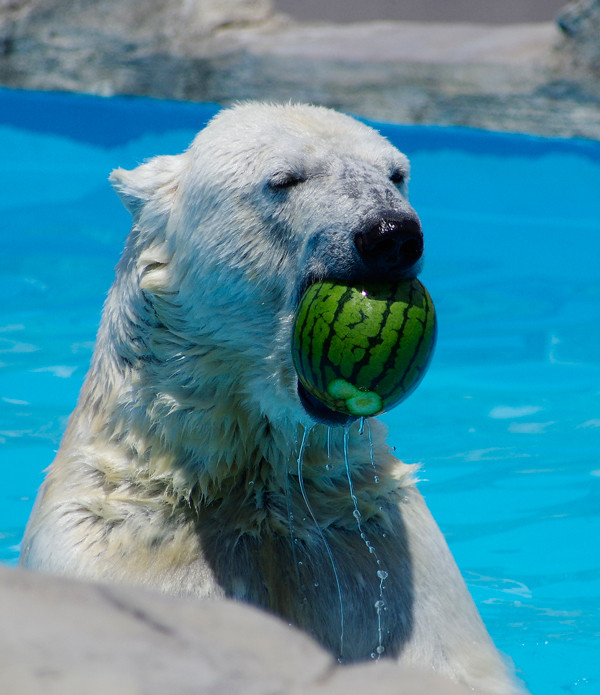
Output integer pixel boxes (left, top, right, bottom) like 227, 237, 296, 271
1, 89, 599, 694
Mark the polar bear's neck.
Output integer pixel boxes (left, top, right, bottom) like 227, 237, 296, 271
71, 336, 411, 531
66, 257, 413, 528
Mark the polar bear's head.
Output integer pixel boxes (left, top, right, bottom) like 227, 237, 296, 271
108, 103, 423, 428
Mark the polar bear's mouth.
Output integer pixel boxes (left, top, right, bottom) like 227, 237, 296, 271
297, 380, 354, 426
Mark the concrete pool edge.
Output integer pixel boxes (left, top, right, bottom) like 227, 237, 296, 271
0, 564, 473, 695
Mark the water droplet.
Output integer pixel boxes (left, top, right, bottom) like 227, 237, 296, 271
325, 463, 332, 471
248, 480, 254, 486
297, 561, 303, 566
369, 546, 375, 554
353, 509, 362, 521
370, 652, 376, 659
381, 532, 387, 538
377, 570, 388, 581
374, 475, 379, 483
374, 599, 385, 609
376, 645, 385, 655
314, 581, 319, 587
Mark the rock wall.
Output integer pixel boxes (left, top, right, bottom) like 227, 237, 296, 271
0, 0, 599, 138
0, 564, 471, 695
556, 0, 600, 74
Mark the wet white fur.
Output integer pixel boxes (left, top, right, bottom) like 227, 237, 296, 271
21, 103, 527, 694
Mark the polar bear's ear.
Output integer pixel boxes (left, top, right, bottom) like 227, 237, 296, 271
109, 154, 186, 222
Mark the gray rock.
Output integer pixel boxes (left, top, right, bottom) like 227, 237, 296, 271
0, 0, 279, 95
556, 0, 600, 75
0, 564, 471, 695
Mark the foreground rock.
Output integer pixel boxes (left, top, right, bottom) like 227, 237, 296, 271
0, 564, 471, 695
0, 0, 599, 138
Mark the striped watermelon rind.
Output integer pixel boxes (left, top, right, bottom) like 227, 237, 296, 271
292, 278, 437, 418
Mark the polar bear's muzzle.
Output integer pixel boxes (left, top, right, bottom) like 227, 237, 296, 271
296, 206, 424, 306
293, 207, 425, 426
354, 210, 423, 279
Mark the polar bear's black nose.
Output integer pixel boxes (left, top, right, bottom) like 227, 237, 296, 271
354, 213, 423, 276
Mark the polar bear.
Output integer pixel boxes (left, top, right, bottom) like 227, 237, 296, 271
21, 103, 526, 694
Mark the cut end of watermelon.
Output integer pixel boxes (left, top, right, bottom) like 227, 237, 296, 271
297, 380, 355, 426
327, 379, 383, 416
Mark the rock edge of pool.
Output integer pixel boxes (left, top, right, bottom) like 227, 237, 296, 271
0, 0, 600, 140
0, 564, 473, 695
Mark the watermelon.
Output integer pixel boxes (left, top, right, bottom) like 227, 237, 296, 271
292, 278, 437, 418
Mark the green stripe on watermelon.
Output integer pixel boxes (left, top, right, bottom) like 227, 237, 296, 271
319, 285, 353, 379
294, 284, 318, 387
375, 285, 436, 400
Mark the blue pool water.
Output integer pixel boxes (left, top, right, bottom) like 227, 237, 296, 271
1, 89, 599, 693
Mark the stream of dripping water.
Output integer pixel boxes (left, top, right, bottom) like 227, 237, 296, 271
285, 461, 302, 591
357, 417, 376, 470
297, 426, 345, 660
366, 418, 376, 471
343, 426, 388, 659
